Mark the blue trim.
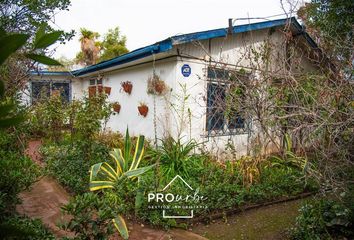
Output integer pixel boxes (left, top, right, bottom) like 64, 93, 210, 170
31, 17, 318, 77
30, 71, 71, 76
72, 44, 163, 76
290, 18, 318, 48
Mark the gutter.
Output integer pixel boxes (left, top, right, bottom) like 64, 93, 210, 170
72, 43, 171, 76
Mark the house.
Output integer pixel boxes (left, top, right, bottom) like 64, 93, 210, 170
27, 17, 319, 157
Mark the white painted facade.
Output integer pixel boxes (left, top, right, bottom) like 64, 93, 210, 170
29, 20, 318, 158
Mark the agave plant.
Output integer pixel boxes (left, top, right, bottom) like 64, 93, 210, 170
89, 129, 153, 240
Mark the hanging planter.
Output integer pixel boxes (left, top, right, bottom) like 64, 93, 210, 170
104, 86, 111, 95
97, 85, 103, 93
138, 102, 148, 117
147, 74, 167, 95
112, 102, 121, 113
121, 81, 133, 94
88, 86, 97, 97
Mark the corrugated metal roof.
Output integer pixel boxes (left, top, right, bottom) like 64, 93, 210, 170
32, 17, 316, 77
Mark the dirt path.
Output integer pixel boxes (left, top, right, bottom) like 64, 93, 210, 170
16, 176, 74, 238
17, 139, 74, 237
192, 198, 307, 240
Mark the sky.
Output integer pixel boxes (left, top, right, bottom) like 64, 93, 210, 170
50, 0, 304, 59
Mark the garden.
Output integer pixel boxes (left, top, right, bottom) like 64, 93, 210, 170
1, 84, 353, 239
1, 0, 354, 239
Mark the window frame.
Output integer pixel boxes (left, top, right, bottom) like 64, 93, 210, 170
89, 77, 103, 86
205, 67, 250, 137
30, 79, 71, 104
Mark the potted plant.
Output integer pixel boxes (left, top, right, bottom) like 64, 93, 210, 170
138, 102, 148, 117
88, 86, 97, 97
112, 102, 121, 113
97, 85, 103, 93
104, 86, 111, 95
121, 81, 133, 94
147, 74, 167, 95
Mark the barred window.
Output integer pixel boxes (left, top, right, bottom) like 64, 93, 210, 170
206, 67, 249, 136
31, 80, 70, 104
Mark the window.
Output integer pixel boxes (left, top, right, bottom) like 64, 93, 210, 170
88, 77, 106, 97
31, 80, 70, 104
89, 78, 103, 85
206, 67, 249, 136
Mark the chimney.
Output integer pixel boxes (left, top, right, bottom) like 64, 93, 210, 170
228, 18, 233, 35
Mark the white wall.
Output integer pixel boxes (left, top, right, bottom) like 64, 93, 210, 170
73, 58, 178, 141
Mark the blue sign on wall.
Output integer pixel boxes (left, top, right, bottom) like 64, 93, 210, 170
181, 64, 191, 77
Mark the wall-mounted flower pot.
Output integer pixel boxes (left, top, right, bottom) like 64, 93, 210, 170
97, 85, 103, 93
104, 86, 111, 95
147, 74, 167, 95
138, 104, 148, 117
88, 86, 96, 97
112, 102, 121, 113
121, 81, 133, 94
154, 81, 165, 94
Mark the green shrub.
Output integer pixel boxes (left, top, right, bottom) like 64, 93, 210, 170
291, 198, 354, 239
147, 137, 202, 182
135, 155, 314, 227
0, 215, 54, 239
27, 93, 112, 144
61, 192, 115, 240
0, 131, 40, 212
43, 141, 110, 194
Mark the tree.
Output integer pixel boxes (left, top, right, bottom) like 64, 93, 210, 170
75, 27, 128, 66
0, 0, 74, 98
298, 0, 354, 66
0, 0, 74, 40
76, 28, 100, 66
0, 27, 62, 128
100, 27, 128, 62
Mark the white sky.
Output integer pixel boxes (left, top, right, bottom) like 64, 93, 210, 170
51, 0, 304, 59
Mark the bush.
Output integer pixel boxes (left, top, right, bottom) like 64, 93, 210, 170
0, 215, 55, 240
27, 93, 112, 143
136, 155, 313, 227
43, 141, 110, 194
0, 130, 40, 213
61, 192, 115, 239
147, 137, 203, 182
291, 198, 354, 239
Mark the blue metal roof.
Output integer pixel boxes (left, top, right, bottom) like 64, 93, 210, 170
34, 17, 317, 77
30, 70, 72, 76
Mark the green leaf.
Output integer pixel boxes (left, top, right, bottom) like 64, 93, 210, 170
130, 135, 145, 171
0, 34, 30, 65
89, 180, 115, 191
124, 165, 154, 178
26, 54, 62, 66
101, 162, 118, 180
109, 148, 125, 174
124, 128, 132, 166
34, 24, 46, 44
112, 215, 129, 240
0, 104, 16, 115
90, 163, 103, 181
34, 31, 62, 49
0, 116, 24, 129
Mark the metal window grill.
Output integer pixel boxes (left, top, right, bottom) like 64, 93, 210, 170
31, 80, 71, 104
206, 67, 251, 136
